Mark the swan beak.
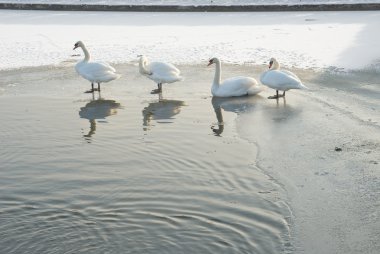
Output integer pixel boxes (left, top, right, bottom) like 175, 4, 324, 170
207, 60, 213, 66
269, 61, 273, 69
73, 45, 78, 50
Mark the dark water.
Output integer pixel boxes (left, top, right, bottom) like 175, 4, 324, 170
0, 65, 292, 254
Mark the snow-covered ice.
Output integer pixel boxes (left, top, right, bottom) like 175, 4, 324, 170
0, 10, 379, 71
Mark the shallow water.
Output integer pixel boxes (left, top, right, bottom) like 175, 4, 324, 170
1, 63, 379, 254
0, 64, 292, 253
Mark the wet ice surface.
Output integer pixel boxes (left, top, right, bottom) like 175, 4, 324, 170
237, 75, 380, 254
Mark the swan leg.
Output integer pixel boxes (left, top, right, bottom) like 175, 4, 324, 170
150, 83, 162, 94
268, 90, 285, 99
268, 90, 280, 99
85, 83, 95, 93
97, 83, 101, 92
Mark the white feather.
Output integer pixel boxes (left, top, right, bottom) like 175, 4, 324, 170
208, 57, 262, 98
139, 56, 183, 85
74, 41, 120, 86
260, 58, 307, 92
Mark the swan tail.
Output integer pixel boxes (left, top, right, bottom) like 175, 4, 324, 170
298, 83, 309, 90
110, 73, 121, 80
247, 85, 263, 95
106, 72, 121, 82
168, 75, 184, 83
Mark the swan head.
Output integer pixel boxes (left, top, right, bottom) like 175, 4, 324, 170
73, 41, 85, 50
268, 57, 279, 70
138, 55, 148, 63
207, 57, 219, 66
138, 55, 150, 75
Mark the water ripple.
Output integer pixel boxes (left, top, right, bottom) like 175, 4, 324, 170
0, 66, 292, 254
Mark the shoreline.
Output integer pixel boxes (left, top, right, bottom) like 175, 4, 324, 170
1, 3, 380, 12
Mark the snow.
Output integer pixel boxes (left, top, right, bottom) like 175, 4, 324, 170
0, 10, 379, 71
0, 0, 379, 6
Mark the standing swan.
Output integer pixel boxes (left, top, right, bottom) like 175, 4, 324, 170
73, 41, 120, 93
260, 57, 307, 99
207, 57, 262, 97
138, 55, 183, 94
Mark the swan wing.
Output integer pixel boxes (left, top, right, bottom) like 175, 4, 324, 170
149, 62, 181, 75
146, 61, 183, 84
260, 70, 303, 90
76, 61, 119, 82
215, 77, 259, 97
280, 70, 301, 82
81, 61, 116, 73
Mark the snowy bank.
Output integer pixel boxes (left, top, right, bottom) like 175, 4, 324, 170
0, 10, 379, 71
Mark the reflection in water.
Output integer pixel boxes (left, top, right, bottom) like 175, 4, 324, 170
142, 93, 185, 131
275, 96, 287, 108
79, 93, 121, 141
211, 96, 259, 136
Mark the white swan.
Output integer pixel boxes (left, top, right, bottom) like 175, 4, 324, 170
138, 55, 183, 94
73, 41, 120, 93
207, 57, 262, 97
260, 57, 307, 99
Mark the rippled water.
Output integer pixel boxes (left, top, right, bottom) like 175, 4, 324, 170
0, 65, 292, 253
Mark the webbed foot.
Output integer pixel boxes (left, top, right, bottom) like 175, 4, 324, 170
150, 89, 160, 94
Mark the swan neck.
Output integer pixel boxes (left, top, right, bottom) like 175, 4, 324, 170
81, 45, 90, 62
213, 60, 221, 86
139, 57, 150, 75
271, 61, 280, 70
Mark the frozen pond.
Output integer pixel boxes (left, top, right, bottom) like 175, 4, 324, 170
0, 9, 379, 254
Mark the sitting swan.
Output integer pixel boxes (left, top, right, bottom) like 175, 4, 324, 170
260, 57, 307, 99
138, 55, 183, 94
73, 41, 120, 93
207, 57, 262, 97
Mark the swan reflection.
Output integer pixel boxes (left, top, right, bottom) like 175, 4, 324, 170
142, 93, 185, 131
79, 93, 121, 141
211, 96, 258, 136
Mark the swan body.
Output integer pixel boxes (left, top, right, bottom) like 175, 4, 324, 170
260, 57, 307, 99
74, 41, 120, 92
139, 55, 183, 93
207, 57, 262, 98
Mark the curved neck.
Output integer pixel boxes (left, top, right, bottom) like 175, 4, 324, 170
139, 57, 150, 75
213, 60, 221, 86
81, 45, 90, 62
212, 105, 224, 135
270, 60, 280, 70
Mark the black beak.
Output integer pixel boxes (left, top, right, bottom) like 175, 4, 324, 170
269, 61, 273, 69
73, 45, 78, 50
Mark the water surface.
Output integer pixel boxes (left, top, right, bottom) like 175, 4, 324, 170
0, 64, 292, 253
